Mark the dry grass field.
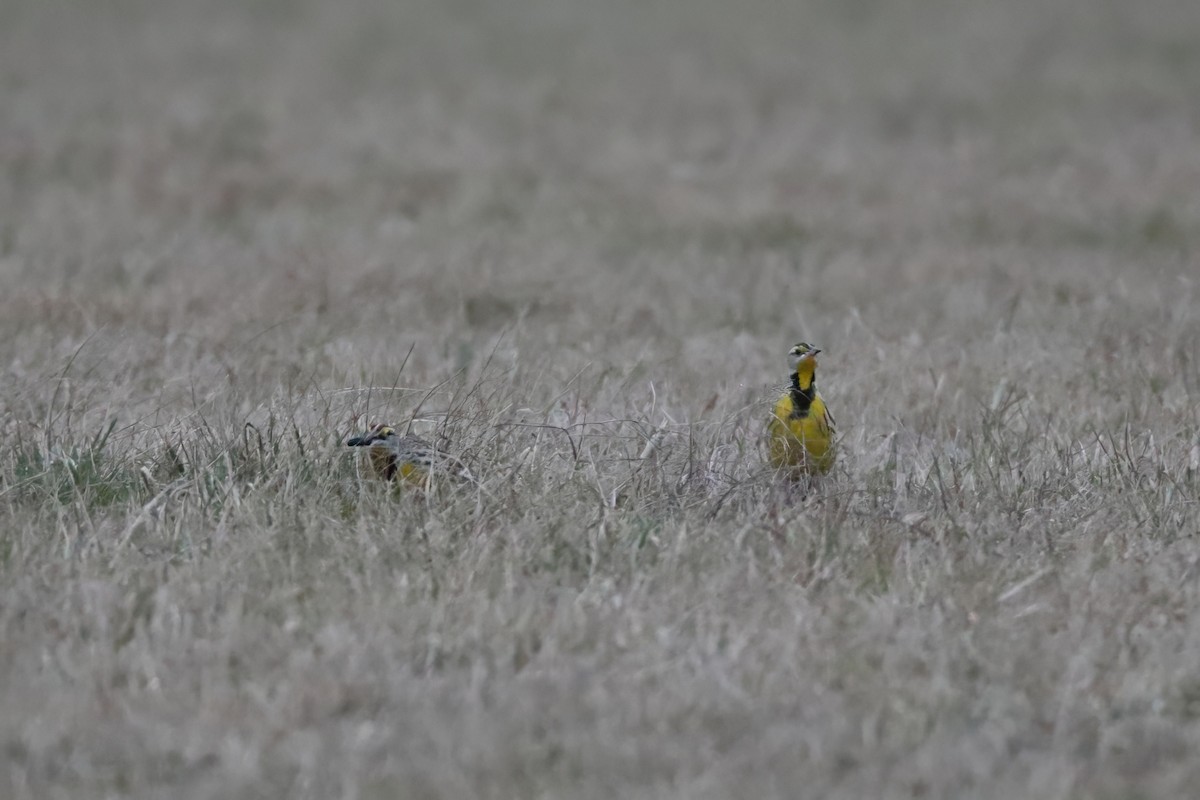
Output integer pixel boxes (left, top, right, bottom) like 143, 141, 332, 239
2, 0, 1200, 797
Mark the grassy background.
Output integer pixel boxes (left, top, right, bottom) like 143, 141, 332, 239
2, 0, 1199, 797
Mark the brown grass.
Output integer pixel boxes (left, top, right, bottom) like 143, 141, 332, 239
2, 0, 1199, 797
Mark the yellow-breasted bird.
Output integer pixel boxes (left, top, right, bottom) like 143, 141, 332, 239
767, 342, 837, 475
347, 422, 474, 487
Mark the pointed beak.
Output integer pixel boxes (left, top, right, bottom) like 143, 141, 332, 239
347, 433, 372, 447
809, 349, 821, 357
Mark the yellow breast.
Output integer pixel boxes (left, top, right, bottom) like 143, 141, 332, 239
396, 460, 429, 486
365, 445, 428, 486
767, 392, 836, 474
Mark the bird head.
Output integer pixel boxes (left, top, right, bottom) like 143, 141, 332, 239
347, 423, 397, 448
787, 342, 821, 374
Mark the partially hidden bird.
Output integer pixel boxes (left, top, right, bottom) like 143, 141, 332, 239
347, 422, 474, 487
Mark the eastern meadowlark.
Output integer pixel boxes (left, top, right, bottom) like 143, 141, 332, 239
346, 422, 474, 487
767, 342, 837, 475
